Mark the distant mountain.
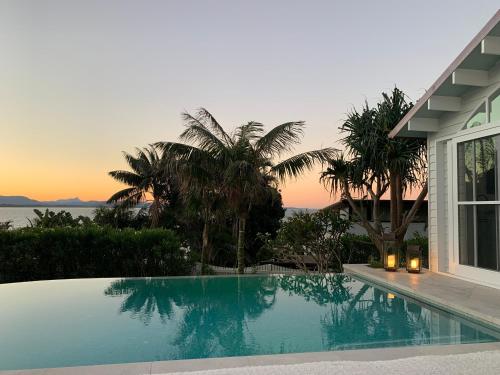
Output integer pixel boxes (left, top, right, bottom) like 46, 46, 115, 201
0, 195, 107, 207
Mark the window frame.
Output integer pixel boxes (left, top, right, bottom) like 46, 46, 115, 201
452, 124, 500, 278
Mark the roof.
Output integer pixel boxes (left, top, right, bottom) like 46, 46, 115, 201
389, 10, 500, 138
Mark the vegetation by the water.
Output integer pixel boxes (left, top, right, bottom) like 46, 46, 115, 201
261, 210, 352, 273
0, 89, 430, 281
0, 227, 189, 283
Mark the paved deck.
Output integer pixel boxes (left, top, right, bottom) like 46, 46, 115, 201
344, 264, 500, 330
3, 342, 500, 375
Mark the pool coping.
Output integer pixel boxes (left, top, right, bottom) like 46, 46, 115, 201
343, 264, 500, 331
2, 342, 500, 374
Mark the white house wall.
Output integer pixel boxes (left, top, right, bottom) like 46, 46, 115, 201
427, 61, 500, 277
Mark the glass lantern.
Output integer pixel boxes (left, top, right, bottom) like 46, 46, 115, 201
406, 245, 422, 273
382, 233, 399, 272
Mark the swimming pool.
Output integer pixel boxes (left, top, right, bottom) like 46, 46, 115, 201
0, 274, 498, 370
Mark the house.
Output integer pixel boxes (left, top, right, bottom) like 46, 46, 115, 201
325, 199, 428, 240
390, 11, 500, 288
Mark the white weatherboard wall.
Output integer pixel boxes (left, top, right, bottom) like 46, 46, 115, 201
428, 62, 500, 287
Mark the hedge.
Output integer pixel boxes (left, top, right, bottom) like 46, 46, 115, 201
0, 227, 192, 283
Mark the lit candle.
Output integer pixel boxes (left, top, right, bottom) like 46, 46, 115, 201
387, 254, 396, 268
410, 258, 419, 269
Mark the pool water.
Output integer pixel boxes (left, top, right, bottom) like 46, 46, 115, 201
0, 274, 498, 370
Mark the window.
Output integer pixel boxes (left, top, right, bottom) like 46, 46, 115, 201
463, 104, 487, 129
490, 89, 500, 124
457, 134, 500, 271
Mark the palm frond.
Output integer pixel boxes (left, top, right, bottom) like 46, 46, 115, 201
196, 108, 234, 147
271, 147, 338, 182
108, 170, 143, 186
255, 121, 305, 157
235, 121, 264, 142
107, 187, 144, 207
180, 120, 227, 156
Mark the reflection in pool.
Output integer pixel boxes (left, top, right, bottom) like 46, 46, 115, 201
0, 274, 498, 370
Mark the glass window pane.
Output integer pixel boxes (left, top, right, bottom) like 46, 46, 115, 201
457, 141, 474, 201
475, 137, 497, 201
464, 104, 486, 129
490, 89, 500, 123
458, 205, 475, 266
476, 205, 498, 271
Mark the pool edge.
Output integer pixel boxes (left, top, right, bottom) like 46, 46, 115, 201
2, 342, 500, 375
343, 264, 500, 332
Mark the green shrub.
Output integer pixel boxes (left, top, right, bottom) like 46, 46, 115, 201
0, 227, 192, 283
341, 234, 379, 264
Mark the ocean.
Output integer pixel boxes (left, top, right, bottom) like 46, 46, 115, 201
0, 207, 99, 228
1, 206, 318, 229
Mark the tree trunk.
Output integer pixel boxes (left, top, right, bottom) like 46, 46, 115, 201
150, 197, 161, 228
389, 173, 398, 233
395, 174, 404, 247
237, 216, 246, 274
201, 221, 209, 274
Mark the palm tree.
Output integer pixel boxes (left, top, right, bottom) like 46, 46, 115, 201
108, 146, 175, 227
158, 108, 337, 273
321, 88, 427, 255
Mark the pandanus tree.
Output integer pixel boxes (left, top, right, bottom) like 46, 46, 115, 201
158, 108, 336, 273
108, 146, 176, 227
320, 88, 427, 256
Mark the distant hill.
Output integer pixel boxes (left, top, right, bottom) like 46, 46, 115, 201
0, 195, 107, 207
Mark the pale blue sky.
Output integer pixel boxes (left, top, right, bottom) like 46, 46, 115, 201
1, 1, 499, 207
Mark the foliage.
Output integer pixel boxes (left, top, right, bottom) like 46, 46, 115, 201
28, 209, 92, 228
92, 206, 149, 229
0, 227, 191, 283
0, 221, 12, 230
108, 146, 180, 227
321, 87, 427, 255
246, 187, 285, 263
341, 233, 379, 264
263, 210, 351, 272
158, 108, 336, 273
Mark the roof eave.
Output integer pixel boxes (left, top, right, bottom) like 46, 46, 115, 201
389, 10, 500, 139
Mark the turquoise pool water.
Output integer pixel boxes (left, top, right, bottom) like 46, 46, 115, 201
0, 274, 498, 370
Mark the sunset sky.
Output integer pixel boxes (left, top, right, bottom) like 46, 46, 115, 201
1, 1, 498, 208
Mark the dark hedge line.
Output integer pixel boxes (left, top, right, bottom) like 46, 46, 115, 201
341, 233, 429, 268
0, 227, 192, 283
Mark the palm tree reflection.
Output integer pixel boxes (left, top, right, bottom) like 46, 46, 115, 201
104, 278, 182, 324
277, 274, 434, 349
104, 276, 278, 357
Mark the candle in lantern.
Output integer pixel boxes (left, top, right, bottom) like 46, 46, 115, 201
387, 254, 396, 268
410, 258, 419, 269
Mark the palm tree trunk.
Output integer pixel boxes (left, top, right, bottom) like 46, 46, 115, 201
150, 197, 161, 228
201, 221, 209, 273
237, 216, 246, 274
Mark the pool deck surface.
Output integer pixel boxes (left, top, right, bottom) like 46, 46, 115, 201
3, 342, 500, 375
344, 264, 500, 330
5, 267, 500, 374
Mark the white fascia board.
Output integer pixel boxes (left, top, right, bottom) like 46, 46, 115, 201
452, 69, 489, 86
427, 95, 462, 112
408, 118, 439, 132
481, 36, 500, 55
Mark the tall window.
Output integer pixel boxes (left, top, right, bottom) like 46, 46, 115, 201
490, 89, 500, 124
457, 134, 500, 271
